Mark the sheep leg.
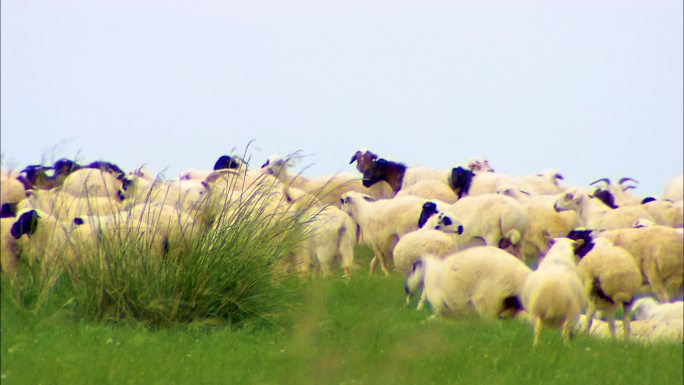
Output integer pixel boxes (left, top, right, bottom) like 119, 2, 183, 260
644, 260, 670, 302
416, 290, 427, 311
622, 302, 633, 340
606, 312, 617, 339
584, 302, 596, 335
562, 319, 574, 344
533, 317, 543, 347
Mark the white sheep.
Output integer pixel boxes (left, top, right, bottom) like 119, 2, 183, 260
594, 225, 683, 302
662, 175, 683, 203
420, 194, 528, 259
340, 191, 428, 275
553, 189, 654, 230
630, 297, 684, 343
496, 184, 578, 262
576, 237, 642, 339
640, 198, 683, 228
404, 246, 532, 320
61, 168, 123, 200
395, 179, 459, 203
521, 238, 587, 347
0, 173, 26, 205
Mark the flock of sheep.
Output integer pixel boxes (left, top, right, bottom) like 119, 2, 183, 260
1, 149, 682, 346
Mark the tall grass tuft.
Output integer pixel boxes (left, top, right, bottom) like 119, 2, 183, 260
6, 155, 318, 328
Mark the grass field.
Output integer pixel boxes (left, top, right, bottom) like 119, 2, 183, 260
2, 245, 682, 385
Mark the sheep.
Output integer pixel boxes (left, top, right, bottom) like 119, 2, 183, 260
640, 197, 683, 228
553, 188, 654, 230
587, 225, 683, 302
0, 173, 26, 205
392, 214, 464, 275
404, 246, 532, 320
465, 157, 495, 173
18, 188, 123, 221
521, 238, 587, 347
61, 168, 124, 200
1, 217, 19, 274
262, 154, 391, 207
662, 175, 683, 203
572, 236, 642, 339
496, 184, 578, 262
418, 194, 528, 259
360, 158, 449, 196
339, 191, 428, 275
349, 148, 379, 174
17, 164, 54, 190
449, 166, 566, 198
9, 208, 76, 266
630, 297, 684, 343
589, 177, 642, 207
395, 179, 459, 203
179, 155, 247, 181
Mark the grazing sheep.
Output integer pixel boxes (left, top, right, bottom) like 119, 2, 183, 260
404, 246, 532, 320
574, 237, 642, 339
553, 189, 654, 230
340, 191, 427, 275
496, 184, 578, 262
522, 238, 587, 347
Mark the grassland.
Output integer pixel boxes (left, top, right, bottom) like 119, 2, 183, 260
2, 245, 682, 385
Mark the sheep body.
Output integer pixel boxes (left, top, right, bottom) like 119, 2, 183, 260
405, 246, 532, 319
522, 238, 587, 346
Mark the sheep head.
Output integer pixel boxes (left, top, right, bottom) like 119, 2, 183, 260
592, 188, 618, 209
362, 158, 406, 193
553, 190, 584, 212
349, 149, 378, 174
213, 155, 245, 171
417, 201, 440, 228
466, 158, 495, 173
10, 209, 40, 239
565, 228, 595, 258
448, 166, 474, 199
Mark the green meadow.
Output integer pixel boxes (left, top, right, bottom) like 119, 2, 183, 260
2, 246, 682, 385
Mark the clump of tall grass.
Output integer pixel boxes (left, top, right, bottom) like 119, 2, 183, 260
5, 156, 320, 328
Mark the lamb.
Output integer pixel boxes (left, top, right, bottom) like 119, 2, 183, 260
553, 189, 654, 230
418, 194, 528, 259
574, 237, 642, 339
404, 246, 532, 320
521, 238, 587, 347
585, 225, 683, 302
496, 184, 577, 262
339, 191, 428, 275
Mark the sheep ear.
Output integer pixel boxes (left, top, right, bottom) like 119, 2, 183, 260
261, 159, 270, 168
0, 203, 18, 218
361, 195, 375, 202
546, 238, 557, 249
349, 151, 360, 164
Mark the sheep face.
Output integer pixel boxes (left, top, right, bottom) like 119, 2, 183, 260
554, 191, 583, 212
362, 159, 406, 192
434, 213, 464, 235
417, 201, 440, 228
52, 158, 81, 184
10, 209, 40, 239
466, 158, 495, 173
448, 167, 474, 198
261, 155, 287, 177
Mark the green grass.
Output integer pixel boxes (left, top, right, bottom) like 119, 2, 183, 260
3, 250, 682, 385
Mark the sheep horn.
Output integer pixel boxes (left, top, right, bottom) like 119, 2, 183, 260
618, 177, 639, 185
589, 178, 611, 186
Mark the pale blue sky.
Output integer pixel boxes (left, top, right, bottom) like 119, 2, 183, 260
2, 0, 682, 197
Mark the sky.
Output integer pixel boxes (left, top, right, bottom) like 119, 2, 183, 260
2, 0, 682, 198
